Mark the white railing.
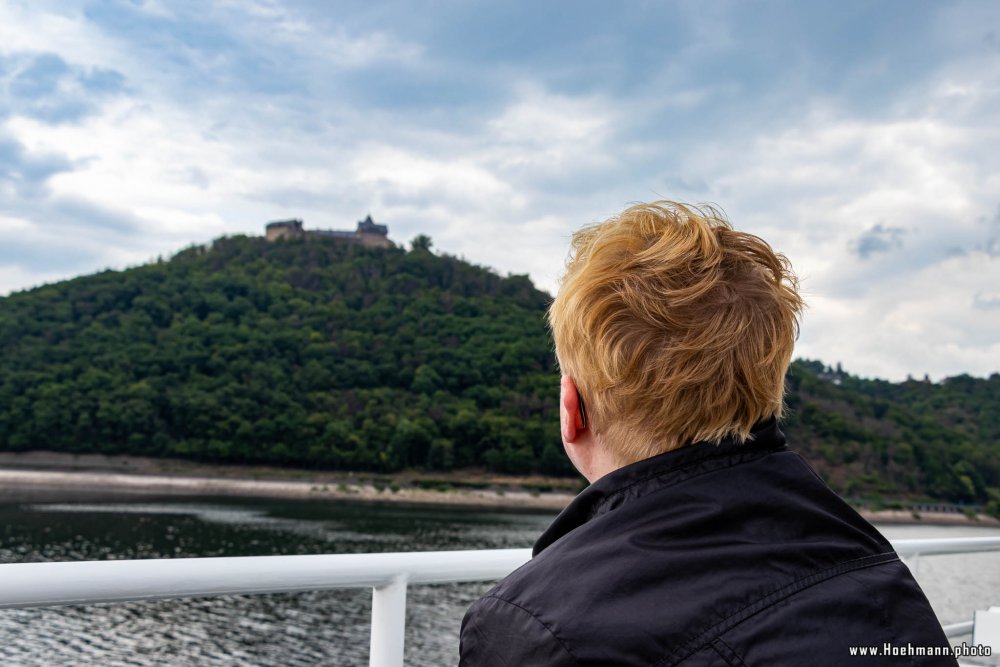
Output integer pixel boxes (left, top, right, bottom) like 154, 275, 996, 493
1, 538, 998, 665
893, 537, 1000, 639
894, 537, 1000, 557
0, 548, 532, 667
943, 620, 975, 638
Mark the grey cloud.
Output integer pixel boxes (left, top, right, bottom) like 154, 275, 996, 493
984, 205, 1000, 257
50, 197, 145, 235
973, 292, 1000, 310
249, 187, 346, 210
183, 167, 209, 190
0, 136, 75, 198
0, 233, 107, 276
0, 52, 126, 125
659, 175, 711, 194
79, 67, 126, 95
820, 219, 992, 301
82, 3, 307, 98
943, 246, 967, 258
851, 223, 906, 260
0, 193, 147, 287
8, 53, 71, 99
0, 131, 141, 243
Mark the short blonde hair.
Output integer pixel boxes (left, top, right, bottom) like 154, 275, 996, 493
548, 201, 804, 464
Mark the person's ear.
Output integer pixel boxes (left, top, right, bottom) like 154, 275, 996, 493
560, 375, 586, 442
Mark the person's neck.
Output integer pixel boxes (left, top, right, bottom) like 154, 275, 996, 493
576, 434, 623, 483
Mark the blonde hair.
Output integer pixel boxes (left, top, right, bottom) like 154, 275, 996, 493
548, 201, 804, 464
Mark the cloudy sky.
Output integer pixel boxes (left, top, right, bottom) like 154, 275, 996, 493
1, 0, 998, 381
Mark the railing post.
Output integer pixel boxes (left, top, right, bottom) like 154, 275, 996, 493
370, 575, 408, 667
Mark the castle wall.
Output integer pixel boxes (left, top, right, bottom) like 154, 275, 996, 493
265, 220, 305, 241
265, 219, 393, 247
356, 232, 395, 248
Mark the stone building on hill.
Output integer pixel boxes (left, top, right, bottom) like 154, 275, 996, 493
265, 215, 394, 248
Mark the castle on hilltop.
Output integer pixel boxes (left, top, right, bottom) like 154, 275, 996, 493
265, 215, 394, 248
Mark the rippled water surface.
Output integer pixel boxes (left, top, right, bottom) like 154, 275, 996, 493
1, 489, 999, 666
877, 523, 1000, 628
0, 490, 554, 666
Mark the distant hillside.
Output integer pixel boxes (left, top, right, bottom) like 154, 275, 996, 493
0, 234, 997, 506
784, 361, 1000, 507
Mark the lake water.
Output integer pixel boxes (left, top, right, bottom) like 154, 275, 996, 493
1, 489, 999, 666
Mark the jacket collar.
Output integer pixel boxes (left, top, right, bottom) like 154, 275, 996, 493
533, 418, 787, 556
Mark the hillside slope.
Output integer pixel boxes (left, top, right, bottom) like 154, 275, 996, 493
0, 235, 997, 505
785, 361, 1000, 505
0, 236, 567, 474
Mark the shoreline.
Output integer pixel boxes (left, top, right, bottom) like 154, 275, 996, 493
856, 508, 1000, 526
0, 450, 579, 511
0, 451, 997, 525
0, 467, 575, 511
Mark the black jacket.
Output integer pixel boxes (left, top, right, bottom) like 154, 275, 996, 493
459, 419, 956, 666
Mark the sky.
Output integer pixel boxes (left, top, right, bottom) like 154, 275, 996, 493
0, 0, 998, 382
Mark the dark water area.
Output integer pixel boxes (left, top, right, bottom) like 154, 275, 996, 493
1, 489, 1000, 666
0, 489, 554, 666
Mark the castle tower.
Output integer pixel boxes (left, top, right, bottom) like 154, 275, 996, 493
354, 214, 392, 248
265, 219, 305, 241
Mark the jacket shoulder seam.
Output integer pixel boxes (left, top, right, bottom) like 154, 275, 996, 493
595, 449, 781, 515
655, 551, 900, 667
480, 593, 580, 665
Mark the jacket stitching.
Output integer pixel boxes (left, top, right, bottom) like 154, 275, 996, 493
858, 567, 914, 667
481, 593, 580, 666
709, 638, 749, 667
593, 449, 780, 516
655, 551, 900, 667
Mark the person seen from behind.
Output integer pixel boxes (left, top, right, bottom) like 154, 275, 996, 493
459, 201, 956, 666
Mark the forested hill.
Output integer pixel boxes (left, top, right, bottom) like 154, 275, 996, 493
0, 235, 565, 474
783, 362, 999, 507
0, 234, 997, 506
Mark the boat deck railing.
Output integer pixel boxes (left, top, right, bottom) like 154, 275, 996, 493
1, 538, 998, 667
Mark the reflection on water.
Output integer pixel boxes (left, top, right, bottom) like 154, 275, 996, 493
1, 491, 999, 666
0, 492, 553, 667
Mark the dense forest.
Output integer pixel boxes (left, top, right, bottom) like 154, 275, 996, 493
0, 234, 997, 507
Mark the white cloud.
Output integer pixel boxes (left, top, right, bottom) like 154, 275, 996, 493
0, 0, 997, 381
0, 263, 67, 296
212, 0, 425, 69
797, 251, 1000, 380
353, 146, 516, 204
0, 4, 99, 66
481, 85, 621, 189
671, 73, 1000, 379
